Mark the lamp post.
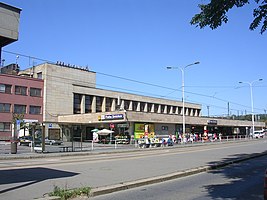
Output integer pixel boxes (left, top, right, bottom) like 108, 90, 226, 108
167, 61, 200, 137
239, 78, 263, 135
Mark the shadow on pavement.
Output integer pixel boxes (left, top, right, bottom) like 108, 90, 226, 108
204, 151, 267, 200
0, 167, 79, 194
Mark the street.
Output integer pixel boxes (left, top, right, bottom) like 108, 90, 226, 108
91, 154, 267, 200
0, 139, 266, 199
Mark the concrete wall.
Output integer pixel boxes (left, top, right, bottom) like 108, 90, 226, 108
20, 63, 96, 122
0, 3, 21, 45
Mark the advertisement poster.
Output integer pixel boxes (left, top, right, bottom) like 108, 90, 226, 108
134, 123, 155, 139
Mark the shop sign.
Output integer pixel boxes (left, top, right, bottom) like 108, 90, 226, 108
207, 120, 217, 125
117, 124, 129, 128
101, 114, 124, 121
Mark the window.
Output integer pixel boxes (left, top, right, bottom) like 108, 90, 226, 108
29, 106, 41, 114
124, 100, 130, 110
172, 106, 177, 114
0, 122, 11, 132
96, 96, 103, 112
37, 72, 42, 79
161, 105, 165, 113
140, 102, 146, 112
154, 104, 159, 113
30, 88, 41, 97
167, 106, 171, 114
105, 97, 112, 112
15, 86, 27, 96
0, 103, 11, 113
85, 95, 92, 113
14, 104, 26, 114
0, 84, 11, 94
132, 101, 138, 111
162, 126, 168, 131
147, 103, 152, 112
73, 93, 82, 114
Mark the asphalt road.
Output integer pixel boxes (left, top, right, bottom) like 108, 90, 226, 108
91, 154, 267, 200
0, 139, 266, 200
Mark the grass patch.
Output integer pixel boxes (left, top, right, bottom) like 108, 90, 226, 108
49, 185, 91, 200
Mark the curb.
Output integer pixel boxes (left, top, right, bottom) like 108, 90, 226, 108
35, 150, 267, 199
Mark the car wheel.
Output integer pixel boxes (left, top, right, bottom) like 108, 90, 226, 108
49, 142, 53, 145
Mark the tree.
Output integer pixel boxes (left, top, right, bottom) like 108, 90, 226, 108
191, 0, 267, 34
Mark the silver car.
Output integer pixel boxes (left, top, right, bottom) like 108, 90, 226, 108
45, 137, 63, 145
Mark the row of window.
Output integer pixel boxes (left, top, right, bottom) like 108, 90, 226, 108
0, 84, 42, 97
73, 94, 200, 116
0, 103, 41, 114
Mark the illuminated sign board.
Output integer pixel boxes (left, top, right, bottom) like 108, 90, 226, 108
100, 114, 124, 121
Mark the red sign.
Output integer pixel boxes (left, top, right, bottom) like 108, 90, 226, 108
110, 123, 115, 129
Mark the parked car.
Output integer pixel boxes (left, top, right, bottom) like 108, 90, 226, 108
18, 136, 42, 146
45, 137, 63, 145
252, 131, 264, 139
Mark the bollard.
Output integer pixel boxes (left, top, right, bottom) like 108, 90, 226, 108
11, 142, 17, 154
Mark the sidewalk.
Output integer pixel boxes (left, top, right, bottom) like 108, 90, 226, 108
1, 139, 266, 200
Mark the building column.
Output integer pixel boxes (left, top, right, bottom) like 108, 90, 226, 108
81, 95, 85, 114
111, 98, 116, 111
102, 97, 106, 112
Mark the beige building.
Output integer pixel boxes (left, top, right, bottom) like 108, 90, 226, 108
20, 63, 265, 141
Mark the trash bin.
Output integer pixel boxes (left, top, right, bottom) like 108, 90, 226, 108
11, 142, 17, 154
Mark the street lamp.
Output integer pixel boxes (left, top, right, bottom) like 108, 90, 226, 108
239, 78, 263, 135
167, 61, 200, 137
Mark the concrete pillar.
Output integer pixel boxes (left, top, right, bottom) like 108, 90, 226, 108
81, 95, 85, 114
92, 96, 96, 113
151, 104, 155, 113
102, 97, 106, 112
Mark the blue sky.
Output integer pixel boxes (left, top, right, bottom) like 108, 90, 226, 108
2, 0, 267, 117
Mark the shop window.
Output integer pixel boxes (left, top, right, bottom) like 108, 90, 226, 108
0, 84, 11, 94
85, 95, 92, 113
30, 87, 42, 97
0, 122, 11, 131
15, 86, 27, 96
73, 93, 82, 114
0, 103, 11, 113
29, 105, 41, 114
162, 126, 168, 131
96, 96, 103, 112
14, 104, 26, 114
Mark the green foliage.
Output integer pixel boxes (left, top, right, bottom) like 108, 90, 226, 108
191, 0, 267, 34
49, 185, 91, 200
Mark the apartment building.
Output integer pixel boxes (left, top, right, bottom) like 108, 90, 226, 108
0, 72, 43, 140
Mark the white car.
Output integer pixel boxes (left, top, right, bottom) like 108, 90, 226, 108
252, 131, 264, 139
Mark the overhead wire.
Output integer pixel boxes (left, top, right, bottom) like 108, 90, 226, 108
2, 50, 266, 114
